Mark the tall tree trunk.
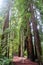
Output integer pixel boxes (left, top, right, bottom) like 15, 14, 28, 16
27, 21, 34, 61
1, 11, 9, 58
30, 3, 42, 65
18, 28, 24, 57
18, 29, 23, 57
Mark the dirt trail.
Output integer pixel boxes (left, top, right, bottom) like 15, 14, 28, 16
12, 56, 38, 65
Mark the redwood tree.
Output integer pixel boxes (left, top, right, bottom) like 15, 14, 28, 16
26, 21, 34, 61
1, 11, 9, 57
29, 2, 42, 65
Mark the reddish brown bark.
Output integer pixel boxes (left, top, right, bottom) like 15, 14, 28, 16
3, 11, 9, 31
24, 22, 34, 61
29, 3, 42, 65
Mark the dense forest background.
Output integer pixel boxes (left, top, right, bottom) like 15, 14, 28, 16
0, 0, 43, 65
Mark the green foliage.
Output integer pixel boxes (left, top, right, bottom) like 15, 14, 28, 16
24, 50, 27, 57
0, 57, 11, 65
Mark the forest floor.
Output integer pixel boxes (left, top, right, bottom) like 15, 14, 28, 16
12, 56, 38, 65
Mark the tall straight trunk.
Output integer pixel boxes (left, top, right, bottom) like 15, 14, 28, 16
18, 29, 23, 57
1, 11, 9, 57
30, 3, 42, 65
27, 21, 34, 61
21, 31, 23, 57
18, 29, 24, 57
18, 30, 21, 57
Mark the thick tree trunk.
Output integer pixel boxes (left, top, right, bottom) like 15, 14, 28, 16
27, 22, 34, 61
30, 3, 42, 65
1, 11, 9, 58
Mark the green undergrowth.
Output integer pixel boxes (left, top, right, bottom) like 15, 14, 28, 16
0, 56, 12, 65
